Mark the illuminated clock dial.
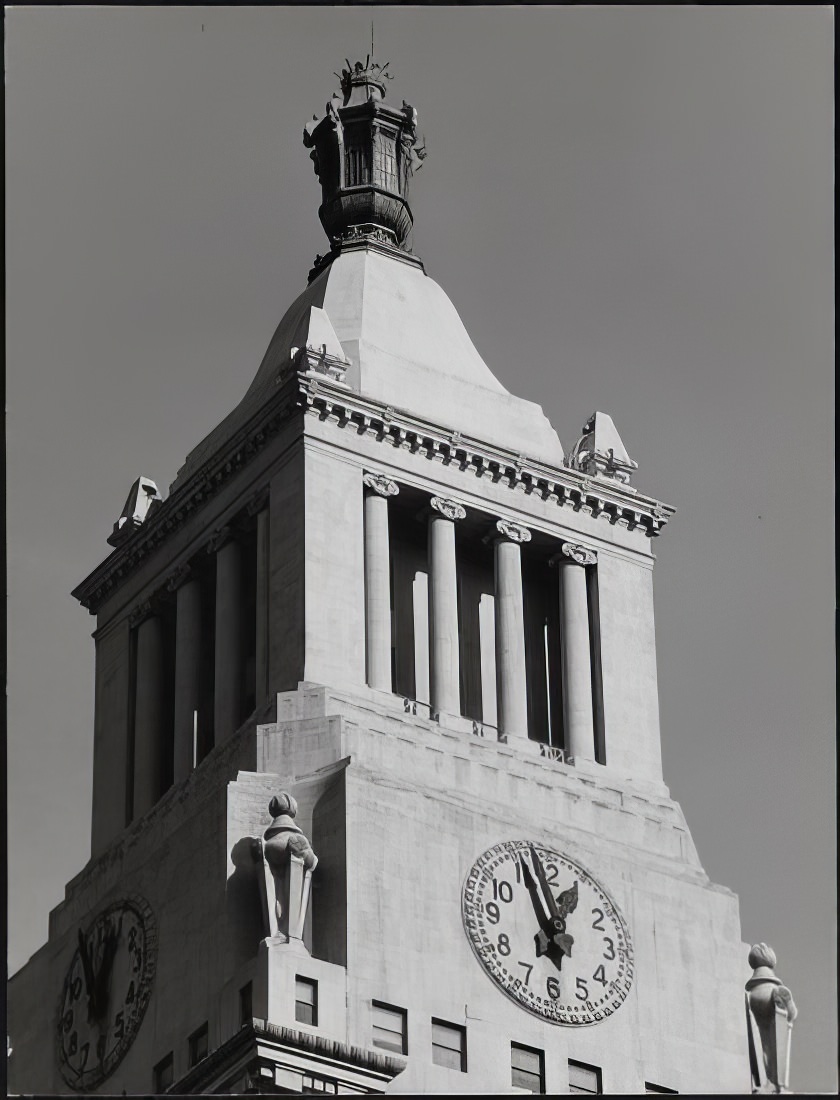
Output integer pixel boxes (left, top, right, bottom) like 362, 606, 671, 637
56, 896, 157, 1091
462, 840, 633, 1025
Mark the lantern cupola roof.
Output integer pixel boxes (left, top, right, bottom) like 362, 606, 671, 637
303, 57, 425, 269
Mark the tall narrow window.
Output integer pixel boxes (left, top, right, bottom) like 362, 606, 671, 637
295, 976, 318, 1026
188, 1023, 208, 1068
569, 1059, 602, 1094
586, 566, 606, 764
372, 1001, 407, 1055
511, 1043, 544, 1093
153, 1052, 174, 1093
431, 1018, 466, 1072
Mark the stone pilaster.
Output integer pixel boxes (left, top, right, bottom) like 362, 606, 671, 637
428, 496, 466, 717
363, 473, 399, 692
130, 601, 164, 817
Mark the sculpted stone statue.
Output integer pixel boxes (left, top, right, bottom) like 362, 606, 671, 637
745, 943, 797, 1093
254, 794, 318, 945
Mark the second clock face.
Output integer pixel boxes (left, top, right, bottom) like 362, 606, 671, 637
462, 840, 633, 1025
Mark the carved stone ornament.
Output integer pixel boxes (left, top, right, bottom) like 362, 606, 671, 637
107, 476, 163, 547
745, 943, 797, 1094
165, 563, 192, 593
559, 542, 598, 567
253, 794, 318, 946
363, 472, 399, 498
430, 496, 466, 522
128, 599, 155, 629
495, 519, 532, 544
206, 526, 235, 555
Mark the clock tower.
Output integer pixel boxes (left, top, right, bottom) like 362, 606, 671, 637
9, 59, 751, 1095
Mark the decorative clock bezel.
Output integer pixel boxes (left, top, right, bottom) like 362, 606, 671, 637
56, 893, 157, 1091
462, 839, 633, 1026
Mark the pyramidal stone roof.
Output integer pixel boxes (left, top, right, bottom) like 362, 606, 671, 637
172, 58, 566, 489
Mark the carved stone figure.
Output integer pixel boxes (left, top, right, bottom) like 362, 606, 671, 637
253, 794, 318, 945
107, 476, 163, 547
745, 943, 797, 1093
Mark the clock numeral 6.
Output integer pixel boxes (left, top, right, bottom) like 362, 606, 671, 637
114, 1011, 125, 1040
546, 976, 561, 1001
575, 977, 589, 1001
485, 902, 501, 925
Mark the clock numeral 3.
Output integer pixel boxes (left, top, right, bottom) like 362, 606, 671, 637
603, 936, 616, 960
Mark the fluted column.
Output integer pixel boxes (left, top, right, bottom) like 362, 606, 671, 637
211, 528, 241, 742
169, 565, 201, 783
428, 496, 466, 716
363, 473, 399, 691
493, 519, 531, 741
131, 602, 164, 818
556, 542, 597, 762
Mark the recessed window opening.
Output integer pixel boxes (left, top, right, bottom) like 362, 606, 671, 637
239, 981, 253, 1027
431, 1018, 466, 1072
569, 1058, 602, 1094
153, 1051, 174, 1093
372, 1001, 407, 1055
188, 1022, 208, 1068
295, 976, 318, 1026
511, 1042, 544, 1093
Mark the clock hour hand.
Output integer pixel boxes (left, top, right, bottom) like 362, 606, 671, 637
92, 920, 121, 1018
526, 847, 577, 969
77, 929, 98, 1019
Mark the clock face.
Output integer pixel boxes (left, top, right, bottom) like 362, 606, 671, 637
56, 896, 157, 1091
462, 840, 633, 1025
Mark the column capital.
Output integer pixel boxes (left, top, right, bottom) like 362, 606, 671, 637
165, 563, 194, 593
245, 487, 270, 516
552, 541, 598, 567
492, 518, 532, 544
206, 525, 236, 555
363, 472, 400, 498
128, 599, 156, 629
430, 496, 466, 522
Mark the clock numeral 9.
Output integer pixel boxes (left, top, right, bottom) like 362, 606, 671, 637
485, 902, 501, 924
575, 977, 589, 1001
492, 879, 513, 903
546, 976, 561, 1001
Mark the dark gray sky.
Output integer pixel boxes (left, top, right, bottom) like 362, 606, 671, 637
6, 6, 834, 1091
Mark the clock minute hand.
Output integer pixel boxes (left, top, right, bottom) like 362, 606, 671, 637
77, 929, 98, 1018
530, 846, 560, 921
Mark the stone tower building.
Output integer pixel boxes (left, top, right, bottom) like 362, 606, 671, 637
8, 60, 749, 1095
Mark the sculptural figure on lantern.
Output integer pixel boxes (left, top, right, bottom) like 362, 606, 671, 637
745, 943, 798, 1093
253, 793, 318, 945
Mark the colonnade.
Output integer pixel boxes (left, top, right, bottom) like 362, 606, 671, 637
130, 499, 268, 819
362, 473, 601, 761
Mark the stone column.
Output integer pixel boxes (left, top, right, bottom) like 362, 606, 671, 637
249, 495, 270, 708
555, 542, 597, 762
363, 473, 399, 692
132, 602, 164, 818
492, 520, 531, 741
169, 566, 201, 784
428, 496, 466, 717
211, 528, 241, 742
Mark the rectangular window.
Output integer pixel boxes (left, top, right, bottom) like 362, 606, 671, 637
431, 1018, 466, 1072
295, 976, 318, 1026
239, 981, 253, 1027
372, 1001, 407, 1055
511, 1043, 544, 1093
188, 1023, 208, 1068
569, 1059, 602, 1094
645, 1084, 678, 1095
153, 1051, 174, 1092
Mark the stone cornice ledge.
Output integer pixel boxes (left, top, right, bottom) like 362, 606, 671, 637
73, 371, 674, 613
300, 374, 675, 535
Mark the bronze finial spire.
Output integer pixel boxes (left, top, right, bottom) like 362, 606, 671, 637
303, 58, 425, 267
